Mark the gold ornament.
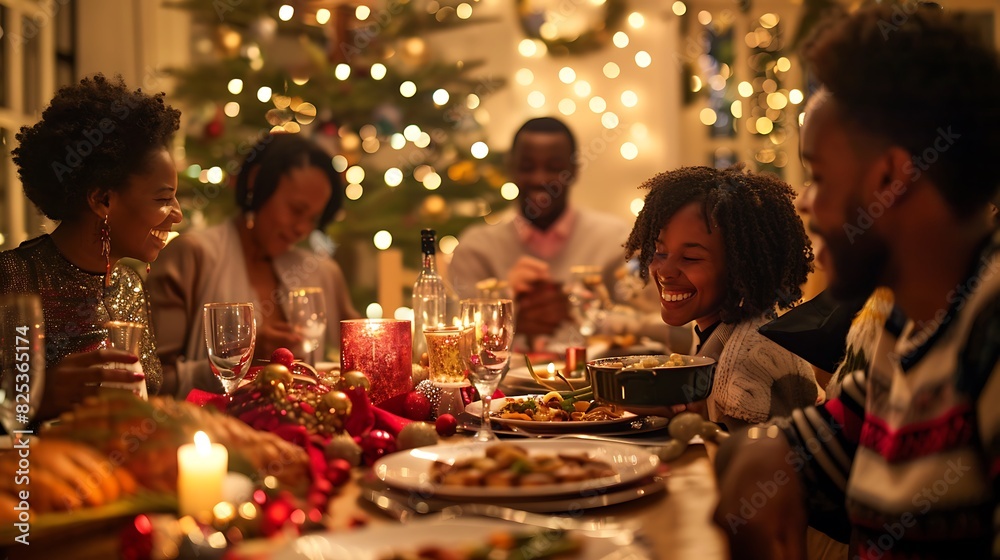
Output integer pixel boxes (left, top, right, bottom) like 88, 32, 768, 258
339, 370, 371, 392
256, 363, 294, 392
322, 390, 352, 417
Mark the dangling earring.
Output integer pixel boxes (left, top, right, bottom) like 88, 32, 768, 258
146, 263, 151, 274
100, 215, 112, 287
244, 186, 255, 230
245, 211, 255, 230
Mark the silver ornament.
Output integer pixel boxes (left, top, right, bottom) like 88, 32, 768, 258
415, 379, 443, 420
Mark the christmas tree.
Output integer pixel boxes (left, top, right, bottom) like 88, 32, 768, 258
166, 0, 508, 307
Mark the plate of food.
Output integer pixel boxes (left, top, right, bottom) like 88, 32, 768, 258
372, 440, 659, 500
466, 393, 641, 433
275, 517, 653, 560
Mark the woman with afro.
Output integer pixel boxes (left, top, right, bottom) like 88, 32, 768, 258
2, 74, 182, 420
625, 164, 818, 429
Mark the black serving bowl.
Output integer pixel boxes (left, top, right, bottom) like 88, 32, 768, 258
586, 355, 716, 415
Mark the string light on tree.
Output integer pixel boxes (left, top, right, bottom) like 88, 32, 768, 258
500, 182, 518, 200
385, 168, 403, 187
373, 231, 393, 250
559, 67, 576, 84
612, 32, 629, 48
228, 79, 243, 94
558, 98, 576, 115
620, 142, 638, 160
603, 62, 620, 79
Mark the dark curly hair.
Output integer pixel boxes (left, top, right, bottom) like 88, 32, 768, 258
235, 133, 345, 230
12, 73, 180, 221
804, 3, 1000, 217
624, 164, 814, 324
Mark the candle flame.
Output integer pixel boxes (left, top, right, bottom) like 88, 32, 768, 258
547, 363, 556, 375
194, 431, 211, 453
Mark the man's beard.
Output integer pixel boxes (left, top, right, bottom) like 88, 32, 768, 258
824, 223, 889, 302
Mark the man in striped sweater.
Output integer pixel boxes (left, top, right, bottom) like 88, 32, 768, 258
713, 5, 1000, 559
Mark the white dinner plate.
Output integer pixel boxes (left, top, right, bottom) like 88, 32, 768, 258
467, 394, 640, 433
373, 440, 659, 500
275, 517, 653, 560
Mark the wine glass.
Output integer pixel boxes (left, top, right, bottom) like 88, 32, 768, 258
458, 298, 515, 442
288, 287, 327, 366
0, 293, 45, 444
565, 265, 610, 341
203, 302, 256, 395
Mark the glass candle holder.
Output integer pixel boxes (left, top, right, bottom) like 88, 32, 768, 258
424, 325, 473, 385
340, 319, 412, 405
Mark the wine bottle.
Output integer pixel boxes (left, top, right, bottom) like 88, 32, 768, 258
411, 229, 457, 361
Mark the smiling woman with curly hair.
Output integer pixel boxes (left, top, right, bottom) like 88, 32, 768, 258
1, 73, 182, 421
624, 163, 817, 428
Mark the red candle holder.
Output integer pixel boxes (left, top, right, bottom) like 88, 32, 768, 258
340, 319, 412, 405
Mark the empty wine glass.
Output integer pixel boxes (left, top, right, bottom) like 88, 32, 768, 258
288, 287, 327, 366
459, 298, 515, 442
203, 302, 256, 395
566, 265, 611, 340
0, 293, 45, 444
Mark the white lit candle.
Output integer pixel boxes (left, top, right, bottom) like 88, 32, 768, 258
177, 431, 228, 518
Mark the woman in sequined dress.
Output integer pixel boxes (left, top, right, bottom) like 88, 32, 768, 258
0, 74, 182, 421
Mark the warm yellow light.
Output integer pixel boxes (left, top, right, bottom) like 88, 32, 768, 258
515, 68, 534, 86
628, 12, 645, 28
737, 81, 754, 97
373, 231, 393, 250
589, 96, 607, 113
414, 132, 431, 148
371, 63, 387, 80
573, 81, 592, 97
518, 39, 538, 57
527, 91, 546, 108
423, 172, 442, 190
635, 51, 652, 68
345, 183, 363, 200
700, 108, 718, 126
456, 3, 473, 19
384, 168, 403, 187
332, 155, 348, 172
223, 102, 240, 118
467, 94, 480, 109
256, 86, 272, 103
766, 92, 788, 110
366, 303, 384, 318
345, 166, 365, 184
227, 79, 243, 95
697, 11, 712, 25
601, 112, 619, 129
631, 123, 648, 139
760, 13, 779, 28
207, 167, 224, 184
558, 99, 576, 115
439, 235, 459, 254
390, 134, 406, 149
789, 89, 804, 105
400, 81, 417, 98
630, 198, 645, 216
335, 64, 351, 80
691, 75, 703, 92
613, 32, 630, 48
356, 6, 371, 20
471, 141, 489, 159
620, 90, 638, 107
559, 67, 576, 84
731, 100, 743, 119
433, 89, 450, 105
756, 117, 774, 134
404, 125, 421, 141
500, 182, 519, 200
278, 5, 294, 21
603, 62, 620, 79
316, 8, 331, 25
620, 142, 639, 160
672, 1, 687, 16
776, 57, 791, 72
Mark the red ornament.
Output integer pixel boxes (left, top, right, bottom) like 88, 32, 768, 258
260, 492, 297, 537
359, 429, 396, 464
119, 514, 154, 560
435, 414, 458, 437
325, 458, 352, 487
270, 347, 296, 367
204, 118, 223, 139
402, 392, 431, 421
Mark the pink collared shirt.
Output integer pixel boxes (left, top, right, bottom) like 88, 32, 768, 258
512, 207, 578, 260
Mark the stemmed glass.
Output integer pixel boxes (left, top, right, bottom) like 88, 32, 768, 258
203, 302, 256, 396
458, 298, 515, 442
566, 265, 610, 341
288, 287, 327, 366
0, 294, 45, 444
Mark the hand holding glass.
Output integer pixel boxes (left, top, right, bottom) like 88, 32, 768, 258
0, 294, 45, 443
204, 302, 256, 395
458, 298, 514, 442
288, 288, 326, 365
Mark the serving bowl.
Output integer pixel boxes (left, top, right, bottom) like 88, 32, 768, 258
586, 355, 716, 415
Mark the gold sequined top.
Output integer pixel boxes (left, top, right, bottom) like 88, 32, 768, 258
0, 235, 162, 394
